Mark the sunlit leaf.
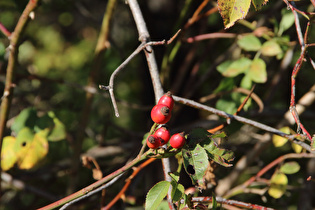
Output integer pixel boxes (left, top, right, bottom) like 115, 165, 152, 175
279, 12, 295, 35
272, 127, 290, 147
280, 161, 300, 174
182, 144, 209, 188
218, 0, 251, 28
237, 34, 261, 51
261, 40, 282, 56
268, 172, 288, 199
15, 128, 49, 170
240, 74, 253, 89
47, 111, 66, 141
292, 142, 303, 153
248, 58, 267, 83
218, 58, 252, 77
1, 136, 17, 171
145, 181, 170, 210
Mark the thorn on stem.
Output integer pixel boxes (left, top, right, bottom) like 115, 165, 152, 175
99, 85, 110, 90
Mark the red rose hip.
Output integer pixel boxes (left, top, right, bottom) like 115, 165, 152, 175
151, 104, 171, 124
146, 135, 160, 149
170, 132, 186, 149
154, 126, 170, 146
158, 91, 174, 110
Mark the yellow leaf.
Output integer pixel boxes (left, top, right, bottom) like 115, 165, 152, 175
218, 0, 251, 28
16, 129, 49, 170
1, 136, 17, 171
272, 127, 290, 147
268, 172, 288, 199
292, 143, 303, 153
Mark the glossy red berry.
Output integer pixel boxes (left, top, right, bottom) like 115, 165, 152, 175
154, 126, 170, 146
151, 104, 171, 124
170, 132, 186, 149
146, 135, 160, 149
158, 91, 174, 110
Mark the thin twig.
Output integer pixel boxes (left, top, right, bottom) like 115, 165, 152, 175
186, 33, 237, 43
38, 150, 150, 210
102, 158, 156, 210
181, 196, 275, 210
0, 0, 41, 196
101, 32, 180, 117
173, 95, 314, 153
0, 22, 12, 37
224, 153, 315, 198
60, 173, 125, 210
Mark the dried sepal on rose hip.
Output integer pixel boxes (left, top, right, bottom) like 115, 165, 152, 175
154, 126, 170, 146
169, 132, 186, 149
151, 104, 171, 124
146, 135, 160, 149
158, 91, 174, 110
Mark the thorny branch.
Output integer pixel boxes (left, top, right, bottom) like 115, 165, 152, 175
284, 0, 314, 146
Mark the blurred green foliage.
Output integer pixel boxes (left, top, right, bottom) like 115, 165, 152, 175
0, 0, 315, 209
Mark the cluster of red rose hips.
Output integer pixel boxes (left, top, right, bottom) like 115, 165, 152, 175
146, 92, 186, 149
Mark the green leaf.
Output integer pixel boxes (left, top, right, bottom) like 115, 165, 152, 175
268, 172, 288, 199
217, 60, 233, 75
280, 161, 300, 174
252, 0, 269, 10
240, 74, 253, 89
171, 181, 185, 202
218, 0, 251, 28
200, 139, 234, 167
47, 111, 66, 141
182, 144, 209, 188
145, 181, 170, 210
169, 172, 180, 182
11, 108, 38, 133
272, 127, 290, 147
261, 40, 282, 56
157, 201, 171, 210
216, 98, 237, 114
279, 12, 295, 35
237, 35, 261, 51
248, 58, 267, 83
213, 77, 235, 93
1, 136, 17, 171
218, 58, 252, 77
